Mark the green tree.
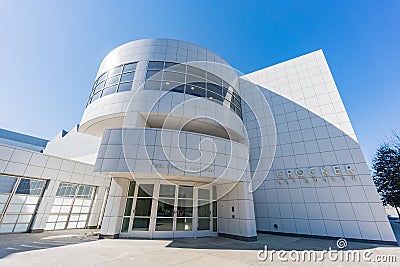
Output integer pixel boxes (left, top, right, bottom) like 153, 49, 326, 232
372, 136, 400, 218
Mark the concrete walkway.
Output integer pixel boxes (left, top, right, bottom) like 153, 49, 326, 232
0, 228, 399, 267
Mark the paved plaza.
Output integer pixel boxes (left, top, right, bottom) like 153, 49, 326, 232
0, 221, 398, 266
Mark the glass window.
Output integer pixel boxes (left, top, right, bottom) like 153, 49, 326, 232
212, 186, 217, 200
186, 74, 205, 84
56, 183, 77, 197
127, 181, 136, 196
102, 85, 118, 97
198, 189, 209, 200
123, 62, 137, 73
105, 75, 120, 87
225, 91, 233, 102
91, 91, 101, 102
156, 200, 174, 217
146, 70, 162, 80
212, 201, 217, 217
170, 84, 185, 94
197, 218, 210, 230
177, 199, 193, 217
148, 61, 164, 70
94, 81, 105, 94
155, 218, 173, 231
134, 198, 152, 216
178, 186, 193, 198
164, 62, 176, 69
124, 198, 133, 216
161, 81, 182, 91
162, 71, 185, 83
137, 184, 154, 197
230, 102, 236, 113
186, 84, 206, 98
187, 66, 206, 79
76, 185, 94, 199
232, 96, 241, 108
0, 176, 17, 193
207, 90, 223, 103
166, 62, 186, 73
15, 178, 45, 195
118, 82, 132, 92
176, 218, 192, 231
121, 217, 130, 232
198, 201, 210, 217
207, 83, 222, 95
159, 184, 175, 198
207, 73, 222, 86
108, 66, 123, 76
132, 218, 150, 231
97, 72, 107, 84
120, 72, 135, 83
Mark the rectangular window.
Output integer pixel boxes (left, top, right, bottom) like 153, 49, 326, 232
207, 90, 223, 103
186, 74, 205, 84
120, 72, 135, 83
197, 218, 210, 230
165, 62, 186, 73
102, 85, 118, 97
56, 183, 77, 197
76, 185, 94, 199
91, 91, 101, 102
207, 73, 222, 86
170, 84, 185, 94
137, 184, 154, 197
146, 70, 162, 80
206, 83, 222, 96
178, 186, 193, 198
105, 75, 120, 87
127, 181, 136, 196
108, 66, 123, 76
118, 82, 133, 92
0, 175, 18, 193
162, 71, 185, 83
161, 81, 181, 91
186, 84, 206, 98
123, 62, 137, 73
187, 66, 206, 79
131, 218, 150, 231
148, 61, 164, 70
15, 178, 45, 195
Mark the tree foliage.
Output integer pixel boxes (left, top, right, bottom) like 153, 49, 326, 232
372, 135, 400, 217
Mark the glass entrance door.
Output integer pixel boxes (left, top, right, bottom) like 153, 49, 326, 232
196, 188, 212, 237
121, 181, 213, 238
174, 185, 194, 237
153, 184, 195, 238
126, 183, 154, 238
153, 184, 175, 238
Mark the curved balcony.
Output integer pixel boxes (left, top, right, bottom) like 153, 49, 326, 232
94, 128, 250, 182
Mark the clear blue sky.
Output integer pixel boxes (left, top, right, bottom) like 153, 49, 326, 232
0, 0, 399, 164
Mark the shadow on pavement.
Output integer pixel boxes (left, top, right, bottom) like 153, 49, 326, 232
0, 229, 99, 259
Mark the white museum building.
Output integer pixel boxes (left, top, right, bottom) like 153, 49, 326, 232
0, 38, 396, 243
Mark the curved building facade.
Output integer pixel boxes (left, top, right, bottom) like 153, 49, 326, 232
84, 39, 255, 240
0, 38, 395, 243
